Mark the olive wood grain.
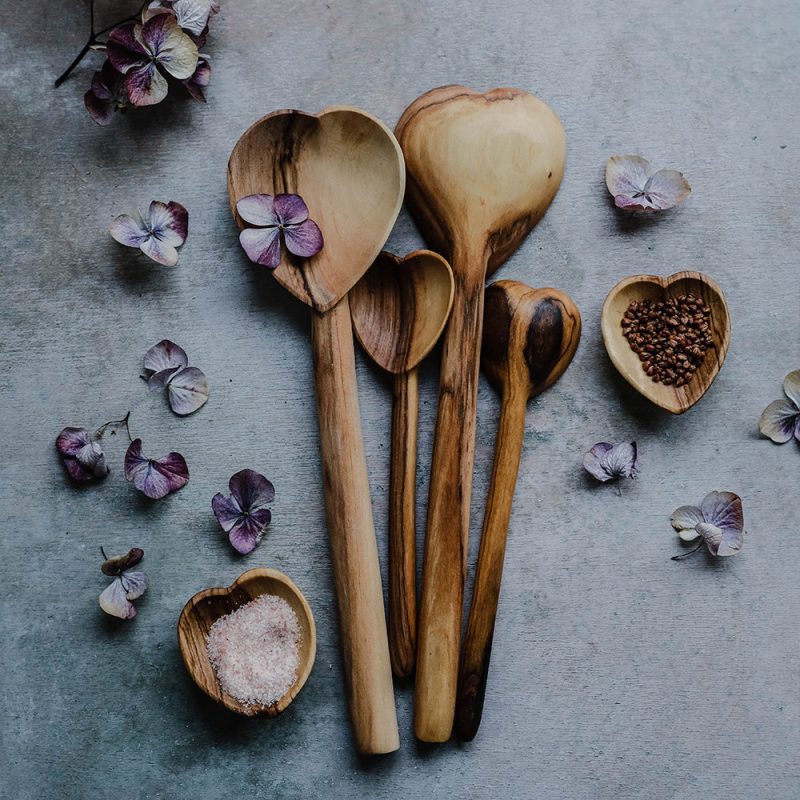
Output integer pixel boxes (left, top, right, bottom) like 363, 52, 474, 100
350, 250, 454, 678
178, 568, 316, 717
228, 106, 404, 753
455, 280, 581, 741
601, 271, 730, 414
395, 85, 567, 741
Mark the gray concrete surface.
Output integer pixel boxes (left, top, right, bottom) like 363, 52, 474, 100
1, 1, 799, 798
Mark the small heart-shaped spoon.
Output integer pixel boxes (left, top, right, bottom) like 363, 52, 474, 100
178, 568, 316, 717
601, 271, 730, 414
228, 107, 404, 753
455, 280, 580, 741
396, 85, 567, 741
350, 250, 454, 678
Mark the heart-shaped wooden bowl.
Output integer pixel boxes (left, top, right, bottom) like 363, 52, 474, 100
178, 568, 316, 717
227, 107, 405, 312
601, 271, 730, 414
349, 250, 454, 374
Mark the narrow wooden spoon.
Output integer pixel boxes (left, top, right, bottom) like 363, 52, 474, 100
396, 85, 567, 741
228, 107, 404, 754
350, 250, 454, 678
455, 280, 581, 741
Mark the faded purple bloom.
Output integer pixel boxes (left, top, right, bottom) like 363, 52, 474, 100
124, 438, 189, 499
237, 193, 324, 269
212, 469, 275, 554
142, 339, 209, 415
56, 426, 109, 481
109, 200, 188, 266
183, 55, 210, 101
84, 61, 128, 125
671, 491, 744, 557
759, 369, 800, 444
99, 547, 148, 619
144, 0, 220, 36
605, 155, 691, 212
107, 14, 198, 106
583, 441, 638, 482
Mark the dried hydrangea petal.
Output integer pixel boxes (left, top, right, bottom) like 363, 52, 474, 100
643, 169, 692, 210
100, 578, 138, 619
166, 366, 209, 415
107, 23, 149, 72
183, 55, 210, 101
142, 13, 199, 80
240, 226, 281, 268
237, 194, 278, 227
56, 427, 108, 481
143, 339, 189, 377
700, 491, 743, 537
582, 442, 615, 482
171, 0, 219, 35
605, 155, 651, 198
119, 570, 149, 599
783, 369, 800, 410
228, 510, 272, 554
670, 504, 703, 542
606, 155, 690, 212
583, 441, 637, 482
274, 193, 310, 225
148, 200, 188, 246
139, 231, 178, 265
211, 493, 242, 532
283, 218, 324, 258
125, 60, 169, 106
759, 399, 799, 443
109, 212, 149, 248
229, 469, 275, 510
212, 469, 275, 554
56, 426, 91, 457
124, 438, 189, 499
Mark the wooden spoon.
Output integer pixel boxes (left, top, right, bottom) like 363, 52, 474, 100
601, 271, 730, 414
228, 107, 404, 754
455, 280, 581, 741
350, 250, 454, 678
178, 568, 316, 717
396, 85, 567, 741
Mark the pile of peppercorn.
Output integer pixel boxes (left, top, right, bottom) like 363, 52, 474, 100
621, 294, 713, 387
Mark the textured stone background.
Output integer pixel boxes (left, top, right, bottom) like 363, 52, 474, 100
1, 1, 798, 798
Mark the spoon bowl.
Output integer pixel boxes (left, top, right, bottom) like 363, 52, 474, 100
178, 568, 316, 717
601, 271, 730, 414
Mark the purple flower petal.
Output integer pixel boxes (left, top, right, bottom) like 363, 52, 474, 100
148, 200, 188, 246
642, 169, 692, 210
100, 578, 138, 619
212, 493, 243, 532
239, 226, 281, 268
166, 366, 209, 415
606, 156, 651, 198
700, 491, 743, 538
228, 510, 272, 555
148, 366, 183, 389
56, 427, 108, 480
143, 13, 198, 79
125, 62, 169, 107
759, 399, 799, 444
140, 232, 179, 265
582, 442, 614, 482
274, 193, 309, 226
236, 194, 278, 227
109, 212, 149, 248
283, 218, 324, 258
229, 469, 275, 511
783, 369, 800, 409
119, 570, 149, 599
106, 23, 149, 73
56, 426, 90, 457
124, 438, 189, 499
64, 457, 96, 481
171, 0, 218, 35
670, 504, 703, 542
183, 55, 210, 101
143, 339, 189, 376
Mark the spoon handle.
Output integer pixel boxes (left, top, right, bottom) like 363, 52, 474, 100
415, 262, 486, 742
454, 385, 527, 741
389, 367, 419, 678
311, 296, 399, 754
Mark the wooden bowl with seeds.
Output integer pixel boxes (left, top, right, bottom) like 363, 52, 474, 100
601, 271, 730, 414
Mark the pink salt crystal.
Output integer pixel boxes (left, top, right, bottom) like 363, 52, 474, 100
206, 593, 302, 708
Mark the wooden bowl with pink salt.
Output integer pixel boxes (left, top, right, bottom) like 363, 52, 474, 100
178, 568, 316, 716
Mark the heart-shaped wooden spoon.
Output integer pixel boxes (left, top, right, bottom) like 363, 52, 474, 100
455, 281, 580, 741
228, 107, 404, 753
350, 250, 454, 678
601, 271, 730, 414
396, 85, 567, 741
178, 568, 316, 716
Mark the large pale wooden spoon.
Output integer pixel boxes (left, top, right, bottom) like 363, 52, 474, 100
228, 107, 404, 754
455, 280, 581, 741
350, 250, 454, 678
396, 85, 567, 741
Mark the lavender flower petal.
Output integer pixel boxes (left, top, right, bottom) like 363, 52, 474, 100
56, 426, 91, 457
143, 339, 189, 376
229, 469, 275, 511
109, 212, 149, 248
605, 156, 651, 198
603, 442, 638, 478
64, 457, 96, 481
125, 62, 169, 106
582, 442, 614, 481
283, 218, 324, 258
124, 439, 189, 499
148, 200, 188, 246
139, 232, 179, 265
142, 13, 198, 79
166, 366, 209, 415
106, 23, 149, 73
56, 427, 108, 480
183, 55, 210, 101
119, 570, 149, 599
783, 369, 800, 410
148, 366, 182, 389
212, 493, 243, 532
274, 193, 309, 226
670, 504, 703, 542
642, 169, 692, 210
228, 509, 272, 555
239, 226, 281, 268
236, 194, 278, 227
700, 491, 743, 539
171, 0, 218, 35
99, 578, 138, 619
759, 399, 799, 443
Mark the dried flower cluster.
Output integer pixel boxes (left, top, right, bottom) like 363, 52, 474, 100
671, 491, 744, 559
83, 1, 219, 125
109, 201, 188, 266
583, 442, 638, 484
605, 155, 691, 212
99, 548, 149, 619
622, 295, 713, 386
212, 469, 275, 554
142, 339, 209, 415
759, 370, 800, 444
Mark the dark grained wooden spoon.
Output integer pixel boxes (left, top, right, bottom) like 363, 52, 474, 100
455, 280, 581, 741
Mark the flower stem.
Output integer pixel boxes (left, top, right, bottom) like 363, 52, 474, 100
671, 539, 705, 561
95, 411, 132, 442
